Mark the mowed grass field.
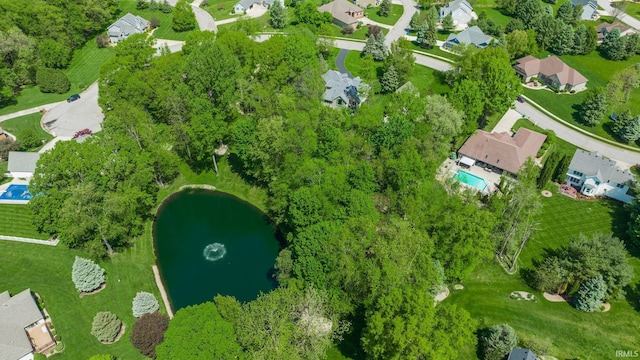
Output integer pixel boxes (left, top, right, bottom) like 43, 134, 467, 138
0, 205, 49, 239
364, 4, 404, 26
1, 113, 54, 151
450, 188, 640, 359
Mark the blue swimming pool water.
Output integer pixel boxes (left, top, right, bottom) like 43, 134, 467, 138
0, 184, 32, 200
454, 170, 488, 191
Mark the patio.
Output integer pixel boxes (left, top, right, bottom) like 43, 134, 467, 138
439, 158, 504, 194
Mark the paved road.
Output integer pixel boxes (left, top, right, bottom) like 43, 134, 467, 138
385, 0, 418, 46
0, 102, 64, 123
335, 49, 353, 78
41, 82, 104, 137
155, 39, 185, 55
597, 0, 640, 30
165, 0, 217, 32
514, 101, 640, 168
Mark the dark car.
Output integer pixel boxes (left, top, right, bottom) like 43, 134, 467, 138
516, 96, 525, 103
67, 94, 81, 103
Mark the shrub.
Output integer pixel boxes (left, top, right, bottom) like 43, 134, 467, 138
342, 25, 355, 35
172, 0, 197, 32
131, 312, 169, 358
71, 256, 105, 293
36, 67, 70, 94
150, 17, 160, 28
72, 128, 93, 139
19, 128, 41, 150
200, 0, 209, 6
479, 324, 518, 360
137, 0, 149, 9
574, 274, 607, 312
89, 354, 116, 360
91, 312, 122, 343
150, 0, 159, 10
161, 0, 173, 13
132, 292, 160, 318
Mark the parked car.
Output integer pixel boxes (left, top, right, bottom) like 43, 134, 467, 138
67, 94, 81, 103
516, 96, 525, 103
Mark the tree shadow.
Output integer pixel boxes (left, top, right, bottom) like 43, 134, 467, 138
475, 327, 490, 360
336, 306, 367, 360
226, 153, 264, 188
570, 102, 582, 124
624, 283, 640, 312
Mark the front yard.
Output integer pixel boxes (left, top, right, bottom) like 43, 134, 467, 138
364, 4, 404, 26
119, 0, 199, 40
1, 113, 54, 152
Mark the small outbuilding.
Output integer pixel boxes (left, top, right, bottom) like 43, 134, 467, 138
7, 151, 41, 179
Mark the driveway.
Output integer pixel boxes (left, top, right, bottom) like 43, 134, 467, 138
385, 0, 418, 46
155, 39, 185, 54
596, 0, 640, 30
335, 49, 353, 78
514, 101, 640, 168
41, 82, 104, 137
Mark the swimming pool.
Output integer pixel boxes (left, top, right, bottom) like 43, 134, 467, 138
453, 170, 488, 192
0, 184, 32, 200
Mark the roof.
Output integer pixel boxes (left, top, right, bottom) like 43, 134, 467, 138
0, 289, 44, 360
514, 56, 588, 86
458, 128, 547, 174
568, 150, 636, 185
439, 0, 474, 16
572, 0, 598, 20
508, 348, 538, 360
7, 151, 41, 174
595, 22, 635, 40
445, 26, 493, 48
236, 0, 254, 9
318, 0, 363, 25
107, 13, 148, 38
322, 70, 362, 104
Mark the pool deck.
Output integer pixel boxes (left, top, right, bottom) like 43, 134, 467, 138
439, 158, 503, 194
0, 179, 31, 204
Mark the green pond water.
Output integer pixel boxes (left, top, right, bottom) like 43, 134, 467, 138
154, 189, 280, 311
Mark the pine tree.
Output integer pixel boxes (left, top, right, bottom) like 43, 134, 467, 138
71, 256, 106, 293
537, 152, 560, 188
379, 0, 392, 17
91, 312, 122, 343
150, 0, 159, 11
132, 292, 160, 318
620, 116, 640, 143
550, 23, 574, 55
574, 275, 607, 312
611, 109, 633, 134
442, 13, 454, 32
480, 324, 518, 360
269, 1, 286, 29
416, 22, 435, 48
579, 87, 608, 126
602, 28, 629, 60
410, 12, 420, 28
363, 35, 385, 61
381, 65, 399, 93
572, 24, 587, 55
555, 1, 573, 24
552, 155, 571, 183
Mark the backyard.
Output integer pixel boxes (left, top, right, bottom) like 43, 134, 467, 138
0, 205, 49, 239
450, 187, 640, 359
200, 0, 241, 21
364, 4, 404, 26
1, 113, 54, 152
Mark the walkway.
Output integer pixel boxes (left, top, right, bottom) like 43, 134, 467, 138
152, 265, 174, 319
515, 98, 640, 168
597, 0, 640, 30
0, 235, 59, 246
335, 49, 353, 78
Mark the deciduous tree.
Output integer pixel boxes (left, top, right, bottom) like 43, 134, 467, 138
131, 312, 169, 358
270, 0, 286, 29
172, 0, 197, 32
379, 0, 392, 16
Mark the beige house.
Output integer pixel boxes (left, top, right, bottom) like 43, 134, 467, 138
457, 128, 547, 176
513, 56, 588, 92
318, 0, 364, 29
595, 22, 637, 43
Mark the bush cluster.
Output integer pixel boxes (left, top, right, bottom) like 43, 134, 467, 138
36, 67, 70, 94
132, 291, 160, 318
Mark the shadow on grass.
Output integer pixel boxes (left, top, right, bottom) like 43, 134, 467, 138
570, 102, 582, 123
625, 283, 640, 312
336, 306, 367, 360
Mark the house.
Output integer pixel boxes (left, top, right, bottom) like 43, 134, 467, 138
7, 152, 41, 178
322, 70, 364, 108
234, 0, 282, 14
318, 0, 364, 29
457, 128, 547, 176
572, 0, 599, 21
443, 26, 493, 49
566, 150, 636, 203
0, 289, 55, 360
107, 13, 149, 44
438, 0, 477, 28
508, 348, 539, 360
513, 56, 588, 92
595, 22, 637, 43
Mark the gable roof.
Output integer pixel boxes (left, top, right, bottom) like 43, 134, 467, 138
322, 70, 362, 104
458, 128, 547, 174
445, 26, 493, 47
8, 151, 40, 174
571, 0, 598, 20
508, 348, 538, 360
318, 0, 363, 25
107, 13, 148, 38
595, 21, 636, 40
514, 56, 588, 86
0, 289, 44, 360
439, 0, 474, 16
568, 150, 636, 184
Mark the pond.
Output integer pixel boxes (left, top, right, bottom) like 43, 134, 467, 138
154, 189, 280, 311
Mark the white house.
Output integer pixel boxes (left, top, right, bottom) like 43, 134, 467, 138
107, 13, 149, 44
234, 0, 282, 14
439, 0, 477, 28
566, 150, 636, 203
7, 152, 40, 179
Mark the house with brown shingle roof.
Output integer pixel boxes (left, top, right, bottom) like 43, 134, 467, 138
595, 22, 637, 43
318, 0, 364, 29
457, 128, 547, 176
513, 56, 588, 92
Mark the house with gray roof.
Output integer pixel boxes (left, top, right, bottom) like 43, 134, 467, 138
566, 150, 636, 203
443, 25, 493, 50
508, 348, 538, 360
0, 289, 54, 360
107, 13, 149, 44
7, 152, 40, 179
572, 0, 599, 21
322, 70, 365, 108
234, 0, 283, 14
439, 0, 477, 28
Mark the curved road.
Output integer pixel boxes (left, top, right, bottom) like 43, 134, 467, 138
596, 0, 640, 30
384, 0, 418, 46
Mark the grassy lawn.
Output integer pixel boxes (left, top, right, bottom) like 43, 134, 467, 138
119, 0, 199, 40
0, 205, 49, 239
408, 42, 460, 61
364, 4, 404, 26
474, 7, 512, 27
1, 113, 54, 151
512, 118, 579, 158
200, 0, 240, 21
324, 24, 388, 40
450, 189, 640, 359
625, 1, 640, 21
521, 51, 640, 148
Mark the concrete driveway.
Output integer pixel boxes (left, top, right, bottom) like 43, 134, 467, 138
41, 82, 104, 137
385, 0, 418, 46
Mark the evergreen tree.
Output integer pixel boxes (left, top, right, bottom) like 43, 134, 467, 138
584, 25, 598, 54
550, 23, 574, 55
410, 11, 421, 28
91, 312, 122, 343
426, 6, 439, 27
515, 0, 543, 30
381, 65, 399, 93
625, 33, 640, 56
150, 0, 159, 11
545, 4, 553, 16
416, 22, 436, 48
574, 275, 607, 312
269, 0, 286, 29
620, 115, 640, 143
442, 13, 454, 32
71, 256, 106, 292
601, 28, 629, 60
572, 3, 583, 26
537, 151, 560, 188
579, 87, 607, 126
505, 18, 524, 33
552, 154, 571, 183
556, 1, 573, 24
611, 109, 633, 134
572, 24, 587, 55
362, 33, 386, 61
379, 0, 392, 17
132, 292, 160, 318
480, 324, 518, 360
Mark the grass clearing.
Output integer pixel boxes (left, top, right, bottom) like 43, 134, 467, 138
201, 0, 240, 21
474, 7, 512, 27
0, 205, 49, 239
450, 189, 640, 359
364, 4, 404, 26
625, 1, 640, 21
1, 113, 54, 151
